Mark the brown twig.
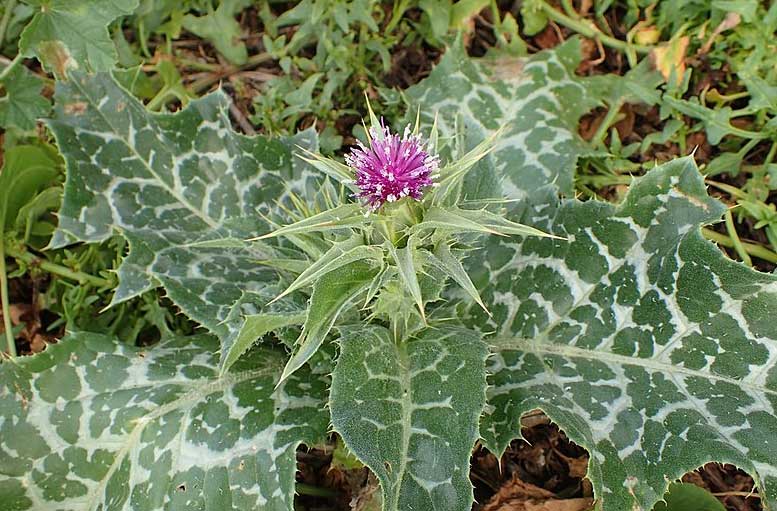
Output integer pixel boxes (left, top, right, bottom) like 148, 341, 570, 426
229, 100, 256, 135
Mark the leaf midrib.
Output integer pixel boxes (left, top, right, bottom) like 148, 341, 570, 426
391, 339, 413, 511
77, 363, 279, 511
491, 337, 776, 397
67, 76, 220, 231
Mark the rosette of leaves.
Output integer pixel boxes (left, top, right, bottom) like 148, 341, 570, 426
5, 39, 777, 511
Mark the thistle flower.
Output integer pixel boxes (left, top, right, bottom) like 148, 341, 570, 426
345, 123, 439, 210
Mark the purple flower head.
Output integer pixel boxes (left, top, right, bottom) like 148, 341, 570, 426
345, 122, 439, 210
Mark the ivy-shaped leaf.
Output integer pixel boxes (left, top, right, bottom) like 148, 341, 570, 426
0, 145, 59, 231
406, 38, 600, 199
0, 65, 50, 130
47, 72, 318, 367
465, 157, 777, 510
20, 0, 139, 75
330, 325, 487, 511
0, 333, 329, 510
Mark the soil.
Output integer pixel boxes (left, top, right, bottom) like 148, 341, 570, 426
295, 411, 762, 511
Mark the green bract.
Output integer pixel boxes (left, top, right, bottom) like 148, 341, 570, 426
260, 104, 558, 382
2, 35, 777, 511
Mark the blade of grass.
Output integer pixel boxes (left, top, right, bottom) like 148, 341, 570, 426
0, 238, 16, 358
702, 228, 777, 264
724, 209, 752, 266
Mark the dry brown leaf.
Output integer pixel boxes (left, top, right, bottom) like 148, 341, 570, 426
563, 454, 589, 480
521, 498, 593, 511
650, 36, 690, 85
483, 475, 594, 511
700, 12, 741, 54
9, 303, 32, 325
29, 334, 48, 353
483, 476, 555, 509
350, 471, 381, 511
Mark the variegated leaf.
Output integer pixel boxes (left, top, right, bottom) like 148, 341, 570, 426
0, 333, 329, 510
465, 157, 777, 510
47, 73, 319, 367
406, 38, 600, 199
330, 326, 487, 511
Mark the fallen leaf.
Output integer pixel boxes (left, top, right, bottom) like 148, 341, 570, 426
700, 12, 741, 55
350, 471, 382, 511
29, 334, 47, 353
651, 36, 689, 85
483, 475, 594, 511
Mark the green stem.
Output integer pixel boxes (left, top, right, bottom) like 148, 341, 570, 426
702, 228, 777, 264
724, 209, 752, 266
386, 0, 411, 34
705, 179, 748, 200
5, 246, 113, 288
378, 218, 397, 246
0, 0, 17, 47
138, 20, 151, 59
175, 58, 222, 72
591, 100, 624, 148
145, 88, 173, 111
0, 238, 17, 358
0, 52, 23, 81
576, 174, 634, 189
560, 0, 576, 17
710, 90, 750, 103
764, 141, 777, 166
538, 1, 653, 54
296, 483, 337, 498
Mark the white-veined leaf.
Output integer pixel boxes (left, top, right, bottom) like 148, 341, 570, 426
464, 158, 777, 510
330, 326, 487, 511
47, 72, 320, 368
407, 38, 600, 200
0, 333, 329, 510
280, 261, 379, 382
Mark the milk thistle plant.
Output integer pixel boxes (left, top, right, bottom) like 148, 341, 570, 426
7, 50, 777, 511
260, 101, 558, 381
